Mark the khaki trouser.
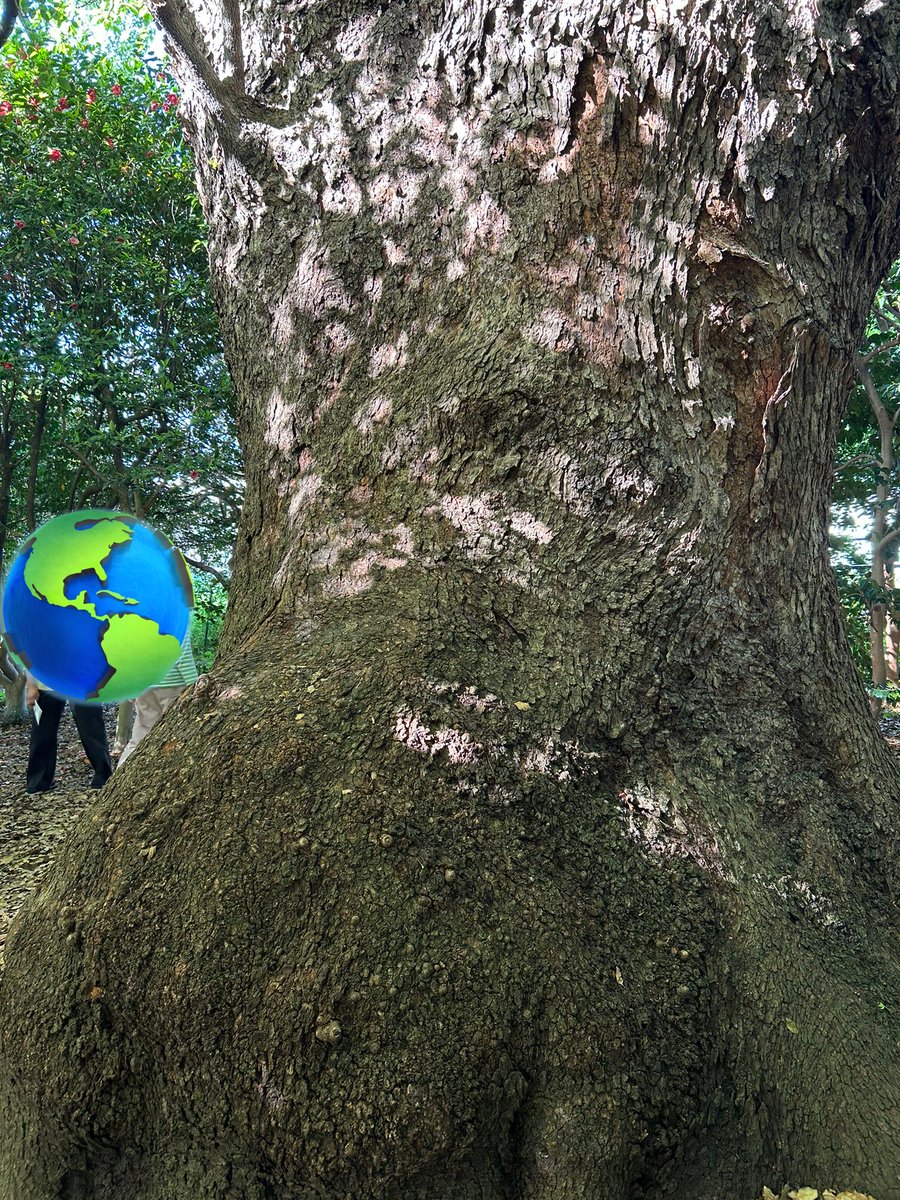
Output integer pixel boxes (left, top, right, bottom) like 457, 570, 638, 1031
117, 685, 185, 766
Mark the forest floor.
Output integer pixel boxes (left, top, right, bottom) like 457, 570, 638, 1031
0, 706, 118, 965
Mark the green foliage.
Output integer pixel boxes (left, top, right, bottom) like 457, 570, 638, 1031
830, 530, 872, 680
831, 258, 900, 692
191, 574, 227, 671
0, 10, 241, 579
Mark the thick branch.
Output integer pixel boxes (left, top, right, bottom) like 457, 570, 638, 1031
860, 335, 900, 365
183, 554, 230, 589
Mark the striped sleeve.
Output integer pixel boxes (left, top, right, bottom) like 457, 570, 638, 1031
158, 637, 199, 688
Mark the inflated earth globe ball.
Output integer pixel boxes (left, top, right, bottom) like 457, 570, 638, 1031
2, 510, 193, 704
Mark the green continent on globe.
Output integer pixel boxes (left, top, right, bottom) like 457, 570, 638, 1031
23, 513, 135, 614
93, 613, 182, 701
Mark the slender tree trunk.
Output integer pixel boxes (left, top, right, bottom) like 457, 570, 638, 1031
858, 359, 896, 714
0, 376, 16, 576
24, 383, 48, 534
0, 669, 26, 725
889, 582, 900, 683
1, 4, 899, 1199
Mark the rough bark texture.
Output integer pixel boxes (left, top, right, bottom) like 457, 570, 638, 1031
2, 2, 900, 1198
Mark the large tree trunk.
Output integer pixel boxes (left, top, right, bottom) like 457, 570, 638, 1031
2, 3, 899, 1198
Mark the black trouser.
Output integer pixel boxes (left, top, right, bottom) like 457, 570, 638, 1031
26, 690, 112, 793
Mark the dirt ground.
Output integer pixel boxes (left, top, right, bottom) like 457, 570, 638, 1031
0, 706, 119, 964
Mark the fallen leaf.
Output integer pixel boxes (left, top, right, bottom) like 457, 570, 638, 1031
513, 701, 530, 711
785, 1018, 799, 1033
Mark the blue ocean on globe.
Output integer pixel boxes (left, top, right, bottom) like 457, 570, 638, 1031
2, 510, 193, 704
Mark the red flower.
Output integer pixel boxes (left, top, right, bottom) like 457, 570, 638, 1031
13, 219, 25, 229
79, 118, 89, 128
70, 302, 78, 310
54, 96, 69, 111
48, 147, 61, 161
189, 470, 199, 479
144, 151, 153, 158
85, 88, 96, 104
0, 102, 11, 116
104, 136, 115, 148
150, 100, 159, 111
26, 96, 38, 107
111, 83, 122, 96
68, 235, 79, 245
166, 92, 178, 106
2, 363, 12, 370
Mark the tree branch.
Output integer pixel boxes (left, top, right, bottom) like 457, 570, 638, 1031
860, 335, 900, 365
184, 555, 230, 589
833, 453, 879, 475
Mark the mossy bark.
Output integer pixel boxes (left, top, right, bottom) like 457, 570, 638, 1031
1, 2, 899, 1197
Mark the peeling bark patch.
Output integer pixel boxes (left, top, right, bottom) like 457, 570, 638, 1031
617, 786, 732, 879
436, 494, 554, 558
309, 522, 413, 597
393, 706, 483, 764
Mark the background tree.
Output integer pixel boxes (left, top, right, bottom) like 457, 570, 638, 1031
1, 3, 899, 1199
0, 12, 240, 718
832, 259, 900, 711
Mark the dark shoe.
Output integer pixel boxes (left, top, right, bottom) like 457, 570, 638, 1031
26, 782, 57, 795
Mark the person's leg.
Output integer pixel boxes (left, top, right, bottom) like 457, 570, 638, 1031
117, 689, 164, 766
71, 703, 112, 788
25, 691, 65, 793
117, 687, 183, 767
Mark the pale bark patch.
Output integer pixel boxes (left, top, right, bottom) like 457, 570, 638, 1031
368, 335, 409, 380
309, 522, 414, 596
264, 390, 298, 454
462, 193, 510, 256
618, 785, 733, 879
353, 393, 394, 435
524, 308, 578, 353
435, 494, 554, 559
393, 706, 483, 764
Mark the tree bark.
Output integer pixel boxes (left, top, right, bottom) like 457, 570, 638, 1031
1, 3, 900, 1198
